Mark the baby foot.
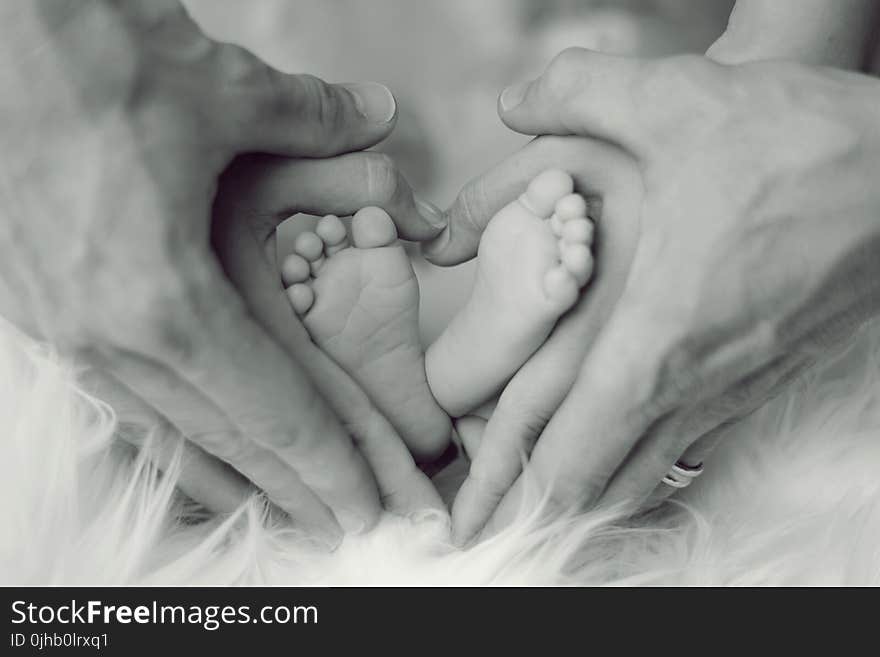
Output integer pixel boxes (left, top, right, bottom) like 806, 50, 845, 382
281, 208, 451, 462
425, 169, 594, 417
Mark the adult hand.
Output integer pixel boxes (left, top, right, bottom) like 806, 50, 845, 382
436, 51, 880, 543
437, 0, 880, 545
0, 1, 443, 546
423, 133, 644, 543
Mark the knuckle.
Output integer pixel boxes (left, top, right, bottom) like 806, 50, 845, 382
547, 48, 587, 80
216, 44, 269, 100
543, 47, 588, 100
295, 74, 343, 129
494, 395, 551, 441
599, 295, 693, 420
464, 461, 507, 501
644, 338, 702, 416
546, 476, 598, 513
218, 48, 345, 141
361, 152, 400, 203
454, 176, 493, 234
215, 44, 275, 132
637, 55, 728, 133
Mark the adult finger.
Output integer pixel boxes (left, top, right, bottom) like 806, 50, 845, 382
110, 3, 397, 158
500, 292, 677, 517
468, 305, 656, 541
449, 138, 642, 544
424, 135, 634, 265
115, 250, 383, 536
638, 428, 725, 512
496, 49, 651, 156
212, 161, 445, 517
607, 350, 815, 510
476, 300, 669, 540
100, 350, 347, 546
81, 368, 254, 514
214, 43, 399, 158
218, 152, 446, 243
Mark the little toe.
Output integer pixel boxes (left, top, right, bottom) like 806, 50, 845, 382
520, 169, 574, 218
561, 218, 594, 245
561, 242, 594, 286
280, 254, 311, 287
351, 206, 398, 248
543, 265, 580, 310
554, 193, 588, 222
317, 215, 349, 256
286, 283, 315, 315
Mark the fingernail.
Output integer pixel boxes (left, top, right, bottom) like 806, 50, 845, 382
499, 80, 531, 112
415, 197, 448, 230
342, 82, 396, 123
407, 509, 446, 525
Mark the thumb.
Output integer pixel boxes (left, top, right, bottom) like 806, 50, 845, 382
215, 44, 398, 157
497, 48, 650, 157
424, 134, 633, 265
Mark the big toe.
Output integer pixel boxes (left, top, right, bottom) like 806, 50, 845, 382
352, 207, 399, 248
521, 169, 574, 218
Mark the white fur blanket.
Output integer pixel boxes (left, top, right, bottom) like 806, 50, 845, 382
2, 316, 879, 586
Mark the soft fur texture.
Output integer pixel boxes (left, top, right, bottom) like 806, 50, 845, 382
2, 315, 879, 586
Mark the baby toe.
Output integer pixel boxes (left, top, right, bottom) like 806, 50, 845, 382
280, 254, 311, 287
554, 193, 588, 222
286, 283, 315, 315
521, 169, 574, 218
294, 231, 326, 275
561, 218, 594, 245
352, 206, 398, 248
294, 231, 324, 262
543, 265, 580, 310
317, 215, 349, 256
561, 242, 594, 286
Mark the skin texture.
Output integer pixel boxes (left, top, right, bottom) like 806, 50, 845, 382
281, 207, 453, 463
435, 0, 880, 545
426, 171, 594, 418
0, 0, 444, 547
434, 50, 880, 544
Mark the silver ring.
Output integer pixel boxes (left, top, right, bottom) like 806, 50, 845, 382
661, 460, 704, 489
